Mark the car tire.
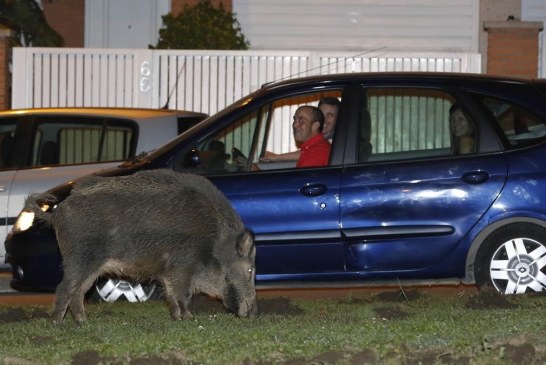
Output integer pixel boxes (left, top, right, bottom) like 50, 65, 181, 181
475, 223, 546, 294
87, 277, 161, 303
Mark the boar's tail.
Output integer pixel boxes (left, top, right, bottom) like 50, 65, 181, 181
23, 193, 57, 225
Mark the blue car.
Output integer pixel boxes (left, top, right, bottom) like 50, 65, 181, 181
6, 72, 546, 301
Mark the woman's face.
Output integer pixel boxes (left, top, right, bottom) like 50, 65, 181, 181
450, 108, 473, 137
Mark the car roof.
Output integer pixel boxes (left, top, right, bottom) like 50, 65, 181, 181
0, 107, 206, 120
260, 71, 536, 91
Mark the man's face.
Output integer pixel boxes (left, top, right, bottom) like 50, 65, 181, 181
292, 107, 319, 144
319, 103, 338, 140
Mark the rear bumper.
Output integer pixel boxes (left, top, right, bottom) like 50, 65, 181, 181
4, 228, 62, 292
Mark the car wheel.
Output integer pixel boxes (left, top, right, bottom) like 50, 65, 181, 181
87, 277, 160, 303
475, 223, 546, 294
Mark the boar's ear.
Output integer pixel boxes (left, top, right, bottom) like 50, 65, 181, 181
236, 229, 255, 258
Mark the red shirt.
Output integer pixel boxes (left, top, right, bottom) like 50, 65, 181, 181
296, 134, 331, 168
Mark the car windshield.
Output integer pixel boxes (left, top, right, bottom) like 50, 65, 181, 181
144, 93, 259, 163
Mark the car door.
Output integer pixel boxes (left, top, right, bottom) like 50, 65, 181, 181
177, 86, 350, 280
0, 120, 18, 246
339, 85, 508, 278
211, 168, 342, 279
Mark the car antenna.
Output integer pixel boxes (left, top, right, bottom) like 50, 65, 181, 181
162, 61, 186, 109
262, 46, 388, 86
161, 46, 387, 107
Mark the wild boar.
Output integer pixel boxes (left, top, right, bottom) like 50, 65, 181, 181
24, 169, 257, 324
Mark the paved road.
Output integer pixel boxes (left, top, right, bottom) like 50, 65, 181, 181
0, 270, 56, 305
0, 270, 13, 293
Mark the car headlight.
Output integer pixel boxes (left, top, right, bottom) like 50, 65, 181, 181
12, 203, 51, 232
13, 210, 35, 232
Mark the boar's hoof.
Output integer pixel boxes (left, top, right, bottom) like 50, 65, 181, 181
51, 312, 65, 326
73, 315, 87, 326
170, 311, 193, 321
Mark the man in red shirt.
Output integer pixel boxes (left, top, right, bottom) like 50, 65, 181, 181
260, 98, 339, 164
292, 105, 331, 168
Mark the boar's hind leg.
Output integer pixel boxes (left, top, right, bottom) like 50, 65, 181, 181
53, 265, 102, 325
52, 279, 72, 325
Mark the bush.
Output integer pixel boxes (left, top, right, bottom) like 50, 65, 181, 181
150, 0, 249, 50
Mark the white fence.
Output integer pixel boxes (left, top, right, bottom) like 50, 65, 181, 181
12, 48, 481, 114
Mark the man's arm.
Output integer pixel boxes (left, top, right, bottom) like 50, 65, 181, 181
235, 150, 298, 171
260, 150, 300, 162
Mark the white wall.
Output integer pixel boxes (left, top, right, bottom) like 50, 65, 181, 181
83, 1, 480, 53
85, 0, 169, 49
523, 0, 546, 77
233, 0, 479, 52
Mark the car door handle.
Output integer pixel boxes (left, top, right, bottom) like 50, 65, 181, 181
299, 183, 327, 197
461, 171, 489, 184
0, 186, 5, 192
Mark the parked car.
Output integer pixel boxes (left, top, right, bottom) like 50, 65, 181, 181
6, 72, 546, 302
0, 107, 207, 268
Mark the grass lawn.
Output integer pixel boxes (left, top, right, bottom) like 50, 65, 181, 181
1, 288, 545, 364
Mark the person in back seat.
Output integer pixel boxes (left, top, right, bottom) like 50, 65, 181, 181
449, 103, 476, 155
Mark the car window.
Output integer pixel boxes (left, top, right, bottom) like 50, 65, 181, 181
0, 122, 17, 169
31, 119, 135, 167
181, 89, 342, 174
479, 96, 546, 148
177, 115, 206, 134
360, 87, 476, 163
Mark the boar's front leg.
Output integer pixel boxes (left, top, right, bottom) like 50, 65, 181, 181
161, 276, 193, 320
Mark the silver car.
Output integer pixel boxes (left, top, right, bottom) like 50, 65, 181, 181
0, 107, 206, 267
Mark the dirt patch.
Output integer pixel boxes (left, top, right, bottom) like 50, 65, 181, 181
71, 350, 103, 365
349, 349, 377, 365
338, 289, 424, 305
0, 296, 303, 325
190, 295, 304, 316
373, 289, 424, 303
29, 335, 56, 346
257, 297, 305, 315
402, 349, 471, 365
69, 344, 543, 365
500, 343, 536, 365
0, 307, 50, 323
372, 305, 409, 321
71, 350, 193, 365
464, 288, 517, 309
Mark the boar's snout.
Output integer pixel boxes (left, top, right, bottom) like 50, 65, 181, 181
224, 284, 258, 318
238, 297, 259, 318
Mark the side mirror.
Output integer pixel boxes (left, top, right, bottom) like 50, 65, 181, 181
184, 148, 201, 167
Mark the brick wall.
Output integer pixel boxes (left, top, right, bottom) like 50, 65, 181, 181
42, 0, 85, 48
0, 30, 11, 111
484, 20, 543, 78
